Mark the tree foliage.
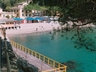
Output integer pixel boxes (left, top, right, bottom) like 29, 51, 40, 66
58, 0, 96, 24
43, 0, 96, 51
0, 0, 25, 11
24, 3, 48, 11
28, 0, 96, 24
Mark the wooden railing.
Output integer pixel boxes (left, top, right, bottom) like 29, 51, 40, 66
10, 40, 67, 72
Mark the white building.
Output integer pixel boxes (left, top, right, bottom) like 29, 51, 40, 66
10, 0, 31, 18
0, 8, 15, 19
10, 0, 46, 18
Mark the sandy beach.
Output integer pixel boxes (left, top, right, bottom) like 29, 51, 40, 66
5, 22, 96, 37
6, 23, 61, 37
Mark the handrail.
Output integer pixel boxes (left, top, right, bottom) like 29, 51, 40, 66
10, 40, 67, 72
0, 27, 11, 72
42, 67, 67, 72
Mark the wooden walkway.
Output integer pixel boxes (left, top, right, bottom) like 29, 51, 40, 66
12, 47, 53, 71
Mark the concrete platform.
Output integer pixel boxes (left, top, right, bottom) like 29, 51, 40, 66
13, 47, 53, 71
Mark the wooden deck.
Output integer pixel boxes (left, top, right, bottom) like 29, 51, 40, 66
12, 47, 53, 71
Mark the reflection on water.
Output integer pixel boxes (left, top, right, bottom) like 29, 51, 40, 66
9, 30, 96, 72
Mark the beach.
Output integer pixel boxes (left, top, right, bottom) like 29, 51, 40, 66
6, 23, 61, 37
6, 22, 96, 37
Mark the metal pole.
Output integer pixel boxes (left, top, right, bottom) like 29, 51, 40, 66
0, 37, 2, 71
3, 28, 11, 72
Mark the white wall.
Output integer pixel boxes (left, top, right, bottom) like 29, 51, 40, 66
0, 12, 15, 18
0, 8, 3, 13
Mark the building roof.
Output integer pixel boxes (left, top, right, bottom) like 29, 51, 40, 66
0, 12, 14, 14
17, 2, 27, 5
10, 1, 29, 10
10, 7, 22, 9
0, 21, 6, 24
1, 19, 15, 22
0, 17, 15, 23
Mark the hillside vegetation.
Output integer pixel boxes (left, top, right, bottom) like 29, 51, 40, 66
0, 0, 25, 11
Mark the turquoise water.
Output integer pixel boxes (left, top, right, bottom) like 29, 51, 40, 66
9, 30, 96, 72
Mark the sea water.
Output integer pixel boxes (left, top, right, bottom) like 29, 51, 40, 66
9, 29, 96, 72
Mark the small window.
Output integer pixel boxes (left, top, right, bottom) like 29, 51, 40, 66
11, 15, 14, 18
29, 10, 31, 12
29, 14, 31, 16
22, 14, 24, 16
26, 10, 27, 13
3, 15, 5, 17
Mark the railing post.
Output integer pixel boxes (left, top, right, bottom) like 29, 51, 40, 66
48, 58, 49, 64
28, 49, 30, 54
31, 50, 33, 55
25, 48, 27, 60
22, 46, 24, 51
43, 56, 45, 62
64, 66, 67, 72
27, 48, 28, 54
53, 61, 55, 67
35, 52, 37, 57
39, 54, 40, 59
58, 63, 60, 68
29, 49, 31, 55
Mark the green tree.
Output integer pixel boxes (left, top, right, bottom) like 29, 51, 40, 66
24, 3, 48, 11
48, 6, 61, 16
42, 0, 96, 51
0, 0, 25, 10
6, 15, 10, 19
36, 0, 96, 24
5, 6, 10, 12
